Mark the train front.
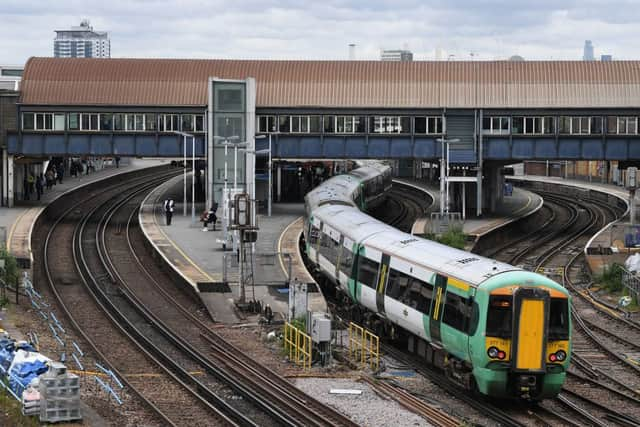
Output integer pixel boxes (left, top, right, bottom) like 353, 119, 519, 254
471, 271, 571, 400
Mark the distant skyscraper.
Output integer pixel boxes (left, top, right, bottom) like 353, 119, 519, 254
381, 49, 413, 62
54, 20, 110, 58
583, 40, 594, 61
601, 54, 613, 62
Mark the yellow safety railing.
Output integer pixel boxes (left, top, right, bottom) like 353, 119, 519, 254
284, 322, 312, 370
348, 322, 380, 370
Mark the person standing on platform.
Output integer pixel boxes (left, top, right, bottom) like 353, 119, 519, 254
115, 156, 120, 168
35, 174, 44, 201
163, 198, 175, 225
56, 163, 64, 184
46, 169, 54, 190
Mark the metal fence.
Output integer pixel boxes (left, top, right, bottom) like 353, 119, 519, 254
621, 267, 640, 301
429, 212, 463, 235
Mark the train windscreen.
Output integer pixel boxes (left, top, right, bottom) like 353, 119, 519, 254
486, 296, 512, 338
548, 298, 569, 340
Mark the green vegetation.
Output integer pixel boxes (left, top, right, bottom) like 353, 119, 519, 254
426, 227, 467, 250
0, 249, 18, 307
0, 381, 38, 427
596, 263, 624, 293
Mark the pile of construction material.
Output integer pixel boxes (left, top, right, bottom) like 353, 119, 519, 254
0, 337, 81, 423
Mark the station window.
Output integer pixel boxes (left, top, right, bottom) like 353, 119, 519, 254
482, 117, 509, 134
113, 113, 125, 131
415, 116, 443, 134
146, 114, 158, 131
258, 116, 277, 133
357, 256, 379, 288
370, 116, 411, 134
100, 113, 113, 131
291, 116, 309, 133
195, 115, 205, 132
608, 116, 639, 134
278, 116, 290, 133
68, 113, 79, 130
324, 116, 336, 133
125, 114, 145, 131
512, 116, 554, 135
182, 114, 194, 132
80, 113, 99, 131
23, 113, 64, 131
22, 113, 35, 130
559, 116, 602, 135
160, 114, 179, 132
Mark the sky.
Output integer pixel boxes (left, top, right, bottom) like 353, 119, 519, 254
1, 0, 639, 65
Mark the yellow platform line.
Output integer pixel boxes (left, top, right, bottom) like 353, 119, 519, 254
511, 194, 533, 216
150, 195, 215, 283
277, 216, 303, 278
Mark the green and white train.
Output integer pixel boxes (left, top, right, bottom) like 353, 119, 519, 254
303, 163, 571, 400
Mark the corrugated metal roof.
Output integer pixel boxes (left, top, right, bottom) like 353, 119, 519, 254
19, 57, 640, 108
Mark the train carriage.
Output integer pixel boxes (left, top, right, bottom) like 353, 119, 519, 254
304, 162, 571, 400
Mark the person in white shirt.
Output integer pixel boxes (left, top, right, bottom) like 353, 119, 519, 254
163, 198, 175, 225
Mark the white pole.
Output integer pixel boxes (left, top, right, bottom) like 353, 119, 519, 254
268, 133, 272, 217
439, 139, 445, 216
462, 170, 466, 221
191, 136, 196, 226
446, 142, 450, 214
183, 134, 187, 216
234, 144, 238, 191
224, 141, 228, 247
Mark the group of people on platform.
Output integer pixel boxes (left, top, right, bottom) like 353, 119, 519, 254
163, 198, 218, 231
23, 162, 65, 201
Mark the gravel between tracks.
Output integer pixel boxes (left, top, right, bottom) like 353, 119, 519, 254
294, 377, 431, 427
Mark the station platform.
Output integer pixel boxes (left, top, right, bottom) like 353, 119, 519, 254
393, 178, 543, 240
138, 174, 328, 324
4, 158, 165, 270
509, 175, 631, 273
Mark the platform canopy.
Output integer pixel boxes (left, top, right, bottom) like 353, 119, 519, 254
20, 57, 640, 109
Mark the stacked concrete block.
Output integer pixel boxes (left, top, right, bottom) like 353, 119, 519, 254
39, 362, 81, 423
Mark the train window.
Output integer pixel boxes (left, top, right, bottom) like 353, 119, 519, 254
386, 268, 410, 299
486, 296, 512, 338
548, 298, 569, 340
357, 256, 379, 288
339, 246, 353, 276
443, 293, 471, 333
387, 269, 432, 313
309, 224, 320, 245
319, 232, 341, 264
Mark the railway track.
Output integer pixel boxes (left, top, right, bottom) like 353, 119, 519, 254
482, 189, 640, 425
96, 174, 359, 426
370, 182, 431, 233
40, 168, 360, 426
41, 168, 232, 426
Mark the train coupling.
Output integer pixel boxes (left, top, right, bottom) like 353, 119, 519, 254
515, 374, 538, 398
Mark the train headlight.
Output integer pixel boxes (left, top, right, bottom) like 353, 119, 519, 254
555, 350, 566, 362
487, 347, 499, 358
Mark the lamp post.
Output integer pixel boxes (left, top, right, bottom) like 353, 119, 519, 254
173, 131, 197, 225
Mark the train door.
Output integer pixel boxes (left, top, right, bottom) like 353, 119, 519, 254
354, 245, 382, 313
429, 274, 447, 346
375, 254, 390, 316
439, 279, 472, 361
512, 288, 550, 372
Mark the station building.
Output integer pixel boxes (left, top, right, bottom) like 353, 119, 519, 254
5, 57, 640, 213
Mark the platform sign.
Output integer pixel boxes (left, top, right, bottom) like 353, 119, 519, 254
503, 182, 513, 197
